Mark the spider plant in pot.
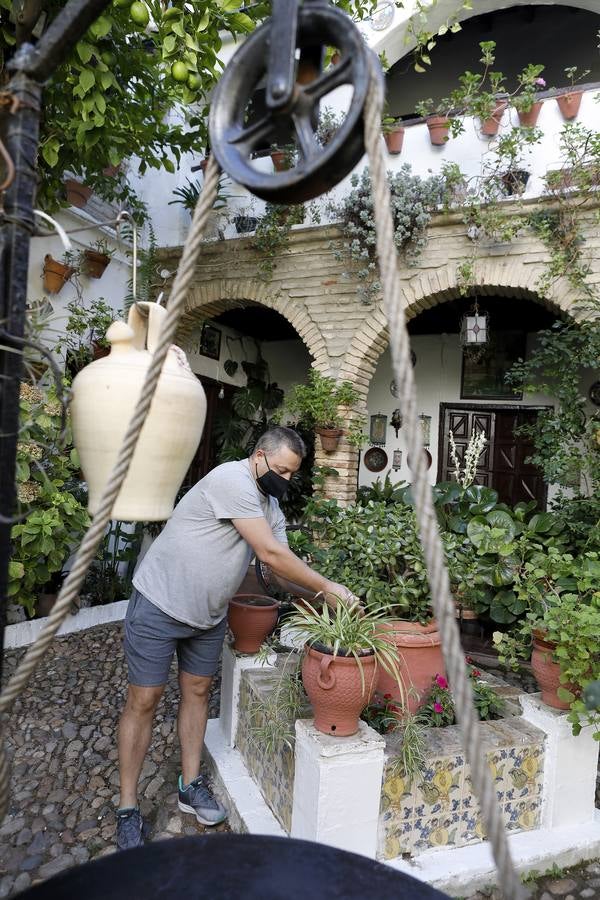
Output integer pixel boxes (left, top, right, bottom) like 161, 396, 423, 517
287, 600, 403, 737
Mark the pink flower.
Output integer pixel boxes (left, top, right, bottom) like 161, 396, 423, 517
436, 675, 448, 689
535, 77, 546, 88
471, 669, 481, 677
434, 702, 444, 714
384, 693, 392, 700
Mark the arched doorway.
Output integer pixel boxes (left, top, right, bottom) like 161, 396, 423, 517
353, 294, 561, 509
178, 302, 313, 514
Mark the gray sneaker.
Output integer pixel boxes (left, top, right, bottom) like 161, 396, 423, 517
177, 775, 227, 826
116, 807, 145, 851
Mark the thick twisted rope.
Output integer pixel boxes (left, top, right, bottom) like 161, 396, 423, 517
363, 59, 525, 899
0, 157, 221, 820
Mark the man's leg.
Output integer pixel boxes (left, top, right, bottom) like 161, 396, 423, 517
178, 671, 212, 785
118, 683, 165, 808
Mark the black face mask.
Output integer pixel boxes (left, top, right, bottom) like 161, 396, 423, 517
256, 454, 289, 501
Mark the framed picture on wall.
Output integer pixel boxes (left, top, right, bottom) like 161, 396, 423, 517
199, 323, 222, 360
461, 331, 525, 400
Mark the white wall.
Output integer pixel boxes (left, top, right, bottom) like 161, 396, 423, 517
26, 207, 132, 354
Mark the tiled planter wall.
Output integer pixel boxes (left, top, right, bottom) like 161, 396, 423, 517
235, 665, 546, 859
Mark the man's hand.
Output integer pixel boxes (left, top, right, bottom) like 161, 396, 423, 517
322, 581, 362, 612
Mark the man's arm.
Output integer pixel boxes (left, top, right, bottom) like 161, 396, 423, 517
232, 517, 357, 609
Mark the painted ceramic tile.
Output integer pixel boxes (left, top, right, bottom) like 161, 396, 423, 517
379, 818, 415, 860
414, 755, 463, 813
413, 811, 461, 852
503, 797, 541, 832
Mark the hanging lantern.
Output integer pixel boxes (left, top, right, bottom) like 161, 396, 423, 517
460, 299, 489, 349
418, 414, 432, 448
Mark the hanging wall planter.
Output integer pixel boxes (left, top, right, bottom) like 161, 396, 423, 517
270, 150, 288, 172
500, 168, 530, 196
383, 125, 405, 155
42, 254, 76, 294
315, 427, 343, 453
517, 100, 543, 128
480, 100, 508, 136
556, 91, 582, 121
81, 249, 111, 279
64, 178, 93, 209
426, 115, 450, 146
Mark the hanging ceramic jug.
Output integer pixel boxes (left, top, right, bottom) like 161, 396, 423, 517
70, 301, 206, 521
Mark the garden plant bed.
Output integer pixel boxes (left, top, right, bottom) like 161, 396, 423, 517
234, 661, 547, 858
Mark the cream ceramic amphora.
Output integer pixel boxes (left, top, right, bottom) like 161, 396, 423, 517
71, 301, 206, 521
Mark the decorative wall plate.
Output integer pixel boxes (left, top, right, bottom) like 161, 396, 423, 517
364, 447, 388, 473
407, 449, 432, 472
589, 381, 600, 408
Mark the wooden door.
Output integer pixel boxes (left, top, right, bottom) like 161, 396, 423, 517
438, 404, 547, 509
182, 377, 236, 489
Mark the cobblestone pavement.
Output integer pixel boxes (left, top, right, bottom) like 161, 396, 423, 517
0, 622, 227, 898
0, 623, 599, 898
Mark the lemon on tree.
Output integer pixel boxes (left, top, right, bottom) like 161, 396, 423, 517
171, 61, 189, 82
187, 73, 202, 90
130, 1, 150, 26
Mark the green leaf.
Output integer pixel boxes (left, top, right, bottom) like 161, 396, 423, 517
163, 34, 177, 54
79, 69, 96, 95
89, 15, 112, 39
99, 71, 115, 90
229, 12, 254, 31
76, 41, 94, 64
216, 0, 240, 11
197, 10, 210, 30
163, 158, 175, 173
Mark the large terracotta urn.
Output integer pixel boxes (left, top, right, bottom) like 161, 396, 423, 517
377, 620, 446, 715
531, 631, 572, 710
71, 301, 206, 521
302, 644, 377, 736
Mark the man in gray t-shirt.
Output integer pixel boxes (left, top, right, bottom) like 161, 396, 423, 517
116, 426, 358, 851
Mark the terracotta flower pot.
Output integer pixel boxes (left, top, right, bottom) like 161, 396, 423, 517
556, 91, 582, 121
426, 116, 450, 146
302, 643, 377, 736
81, 249, 111, 279
383, 126, 405, 155
64, 178, 93, 208
377, 619, 446, 715
517, 100, 543, 128
480, 100, 508, 136
531, 631, 573, 710
228, 594, 279, 654
315, 427, 343, 453
271, 150, 288, 172
42, 254, 76, 294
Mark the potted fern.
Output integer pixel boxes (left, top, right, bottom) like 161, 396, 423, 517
287, 601, 402, 736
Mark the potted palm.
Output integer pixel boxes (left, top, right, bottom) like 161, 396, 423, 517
277, 369, 363, 453
287, 600, 402, 736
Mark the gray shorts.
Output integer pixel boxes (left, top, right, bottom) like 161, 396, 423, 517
124, 589, 227, 686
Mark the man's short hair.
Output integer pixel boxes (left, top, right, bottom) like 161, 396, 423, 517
255, 426, 306, 459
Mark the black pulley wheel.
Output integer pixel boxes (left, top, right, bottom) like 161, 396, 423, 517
18, 833, 449, 899
209, 5, 382, 203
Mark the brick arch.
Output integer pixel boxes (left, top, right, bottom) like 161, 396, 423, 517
339, 265, 572, 398
176, 278, 328, 363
